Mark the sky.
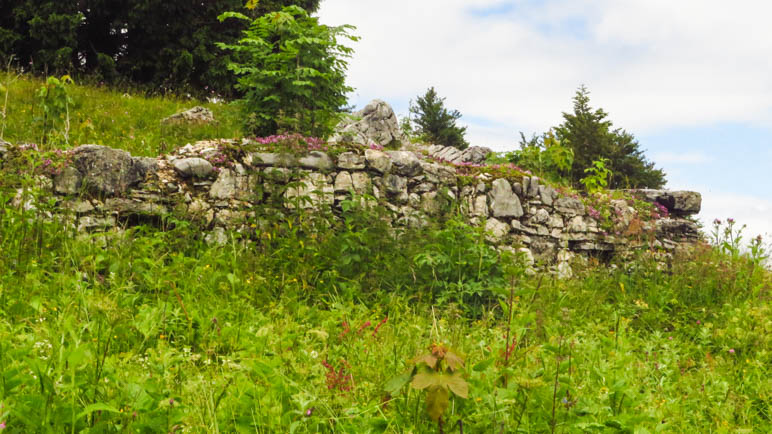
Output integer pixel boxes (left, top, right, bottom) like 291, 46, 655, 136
317, 0, 772, 244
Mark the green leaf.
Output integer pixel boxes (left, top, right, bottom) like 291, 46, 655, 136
473, 358, 495, 372
425, 386, 449, 422
413, 353, 438, 369
76, 403, 120, 420
218, 11, 249, 22
444, 350, 464, 371
383, 371, 412, 396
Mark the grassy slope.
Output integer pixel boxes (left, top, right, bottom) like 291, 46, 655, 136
0, 78, 769, 432
0, 73, 242, 156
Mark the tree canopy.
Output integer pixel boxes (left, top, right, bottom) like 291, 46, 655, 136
0, 0, 321, 96
555, 86, 666, 189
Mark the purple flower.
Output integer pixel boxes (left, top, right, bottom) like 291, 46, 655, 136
306, 407, 314, 416
169, 398, 175, 406
713, 219, 722, 225
727, 218, 735, 224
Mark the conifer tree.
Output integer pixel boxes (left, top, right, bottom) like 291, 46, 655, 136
555, 86, 665, 189
410, 87, 469, 150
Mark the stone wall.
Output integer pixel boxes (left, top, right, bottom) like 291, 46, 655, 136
0, 136, 702, 277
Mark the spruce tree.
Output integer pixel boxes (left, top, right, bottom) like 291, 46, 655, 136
555, 86, 666, 189
410, 87, 469, 150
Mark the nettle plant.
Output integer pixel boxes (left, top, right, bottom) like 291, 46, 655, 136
36, 75, 75, 146
581, 157, 613, 194
387, 343, 469, 428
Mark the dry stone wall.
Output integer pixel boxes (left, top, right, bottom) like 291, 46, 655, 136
0, 136, 702, 277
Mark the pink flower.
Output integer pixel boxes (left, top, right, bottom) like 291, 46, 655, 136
729, 349, 735, 354
696, 320, 701, 325
0, 421, 5, 430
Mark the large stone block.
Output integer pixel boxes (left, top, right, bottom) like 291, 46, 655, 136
488, 179, 524, 218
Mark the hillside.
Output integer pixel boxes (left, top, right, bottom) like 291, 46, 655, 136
0, 75, 769, 432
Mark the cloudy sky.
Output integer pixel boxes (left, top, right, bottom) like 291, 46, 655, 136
318, 0, 772, 242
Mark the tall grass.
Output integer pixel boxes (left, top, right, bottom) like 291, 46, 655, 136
0, 184, 769, 432
0, 72, 242, 156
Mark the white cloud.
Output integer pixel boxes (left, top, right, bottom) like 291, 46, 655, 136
318, 0, 772, 149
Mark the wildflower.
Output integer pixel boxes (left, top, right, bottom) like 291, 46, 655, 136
713, 219, 721, 225
169, 398, 175, 406
310, 350, 318, 359
728, 349, 735, 354
357, 321, 371, 335
727, 218, 735, 224
305, 407, 314, 417
0, 421, 5, 430
668, 336, 673, 340
372, 316, 388, 337
696, 320, 701, 325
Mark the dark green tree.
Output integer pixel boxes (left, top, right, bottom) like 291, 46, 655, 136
217, 6, 357, 137
410, 87, 469, 150
0, 0, 321, 96
555, 86, 666, 189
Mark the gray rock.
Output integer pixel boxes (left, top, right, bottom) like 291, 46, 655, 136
332, 99, 403, 147
421, 191, 444, 215
512, 182, 523, 196
78, 216, 116, 231
161, 106, 214, 125
209, 169, 240, 200
655, 218, 701, 241
488, 178, 524, 218
529, 208, 550, 225
527, 176, 540, 198
633, 189, 701, 216
351, 172, 371, 194
554, 196, 585, 216
299, 151, 333, 170
54, 165, 83, 195
471, 195, 488, 217
548, 215, 564, 228
284, 172, 334, 209
172, 157, 213, 178
420, 161, 456, 185
485, 217, 511, 241
530, 239, 557, 262
334, 171, 354, 192
70, 145, 153, 196
337, 152, 366, 170
386, 151, 422, 177
105, 198, 168, 216
63, 199, 94, 214
567, 216, 588, 232
205, 226, 228, 245
425, 144, 492, 164
382, 173, 407, 196
459, 146, 492, 164
365, 149, 392, 173
539, 185, 557, 206
249, 152, 297, 168
0, 139, 9, 161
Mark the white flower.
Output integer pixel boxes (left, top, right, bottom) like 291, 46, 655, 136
310, 350, 318, 359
